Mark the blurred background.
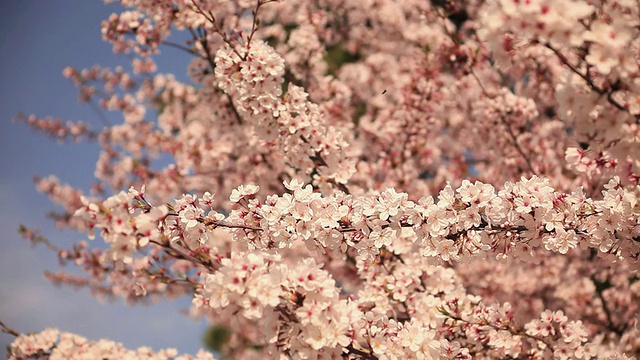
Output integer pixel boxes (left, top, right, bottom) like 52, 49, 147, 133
0, 1, 210, 356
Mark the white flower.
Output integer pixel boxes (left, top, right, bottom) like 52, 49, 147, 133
230, 184, 260, 203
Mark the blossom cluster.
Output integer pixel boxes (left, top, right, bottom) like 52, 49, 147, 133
67, 173, 640, 357
13, 114, 95, 143
214, 41, 356, 188
9, 327, 214, 360
479, 0, 640, 186
196, 254, 360, 357
102, 10, 163, 56
10, 0, 640, 358
219, 177, 638, 267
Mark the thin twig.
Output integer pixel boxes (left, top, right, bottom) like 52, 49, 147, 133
88, 99, 112, 127
162, 40, 200, 56
467, 69, 537, 175
149, 239, 217, 271
498, 115, 537, 175
544, 43, 627, 112
1, 321, 20, 337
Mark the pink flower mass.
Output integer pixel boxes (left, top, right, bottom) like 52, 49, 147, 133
6, 0, 640, 359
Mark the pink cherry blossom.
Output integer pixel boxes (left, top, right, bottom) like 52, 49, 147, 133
8, 0, 640, 359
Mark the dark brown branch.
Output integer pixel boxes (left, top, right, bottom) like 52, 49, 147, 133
544, 43, 630, 114
344, 344, 379, 360
0, 321, 20, 337
589, 275, 625, 337
149, 239, 217, 271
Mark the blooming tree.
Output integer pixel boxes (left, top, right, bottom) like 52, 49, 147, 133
6, 0, 640, 358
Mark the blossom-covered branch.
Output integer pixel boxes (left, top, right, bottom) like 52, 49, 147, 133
10, 0, 640, 358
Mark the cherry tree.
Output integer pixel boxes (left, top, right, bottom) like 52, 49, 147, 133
5, 0, 640, 358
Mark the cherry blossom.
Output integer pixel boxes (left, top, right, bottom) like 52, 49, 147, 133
8, 0, 640, 359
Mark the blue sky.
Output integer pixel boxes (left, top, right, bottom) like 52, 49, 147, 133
0, 1, 209, 356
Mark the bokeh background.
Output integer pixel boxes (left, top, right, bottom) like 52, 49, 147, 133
0, 1, 209, 356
